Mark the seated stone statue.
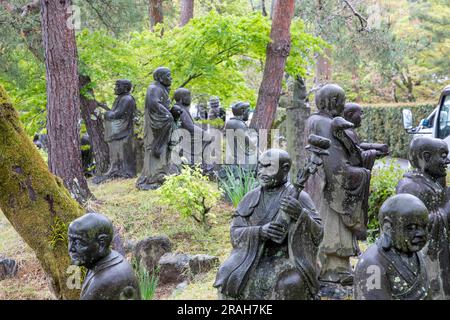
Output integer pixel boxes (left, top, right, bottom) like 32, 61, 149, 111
396, 136, 450, 299
68, 213, 141, 300
207, 96, 226, 130
214, 149, 323, 300
354, 194, 430, 300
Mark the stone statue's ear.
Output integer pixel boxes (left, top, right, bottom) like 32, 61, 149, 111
97, 234, 110, 252
381, 218, 393, 250
422, 151, 431, 162
282, 162, 290, 173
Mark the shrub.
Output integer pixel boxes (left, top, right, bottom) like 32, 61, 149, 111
357, 102, 435, 158
158, 165, 222, 230
218, 165, 259, 208
367, 160, 407, 243
132, 260, 159, 300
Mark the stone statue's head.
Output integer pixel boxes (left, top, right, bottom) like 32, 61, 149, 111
315, 84, 346, 117
153, 67, 172, 87
68, 212, 113, 269
409, 136, 450, 179
257, 149, 291, 189
170, 104, 183, 122
209, 96, 220, 109
379, 194, 428, 254
174, 88, 192, 106
115, 79, 132, 95
231, 101, 250, 121
343, 103, 362, 128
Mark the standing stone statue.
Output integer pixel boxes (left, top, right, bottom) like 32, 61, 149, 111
343, 102, 389, 239
68, 213, 141, 300
208, 96, 226, 130
354, 194, 430, 300
214, 149, 324, 300
94, 80, 136, 184
305, 84, 371, 286
137, 67, 176, 190
173, 88, 211, 165
224, 101, 258, 173
396, 136, 450, 299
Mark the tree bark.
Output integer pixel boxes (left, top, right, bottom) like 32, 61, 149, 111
0, 86, 83, 299
180, 0, 194, 27
148, 0, 164, 31
40, 0, 91, 203
250, 0, 295, 130
314, 0, 332, 85
261, 0, 267, 16
79, 75, 110, 174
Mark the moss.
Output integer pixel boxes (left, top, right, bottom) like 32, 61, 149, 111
49, 216, 69, 249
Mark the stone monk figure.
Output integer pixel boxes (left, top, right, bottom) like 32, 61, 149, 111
214, 149, 323, 300
354, 194, 430, 300
396, 136, 450, 299
68, 213, 141, 300
94, 79, 136, 184
137, 67, 176, 190
305, 84, 371, 285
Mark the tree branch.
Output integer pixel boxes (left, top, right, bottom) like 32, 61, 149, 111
342, 0, 367, 32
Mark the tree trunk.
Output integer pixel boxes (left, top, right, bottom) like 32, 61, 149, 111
315, 48, 332, 85
148, 0, 164, 32
0, 86, 83, 299
250, 0, 295, 130
180, 0, 194, 27
40, 0, 92, 204
79, 75, 110, 174
286, 76, 310, 176
261, 0, 267, 16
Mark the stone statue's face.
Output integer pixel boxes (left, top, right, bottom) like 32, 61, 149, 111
242, 106, 250, 122
389, 212, 428, 253
68, 229, 107, 269
344, 107, 362, 128
115, 82, 128, 95
159, 71, 172, 87
423, 141, 450, 178
257, 153, 288, 189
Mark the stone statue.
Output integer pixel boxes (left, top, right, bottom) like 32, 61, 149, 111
343, 102, 389, 239
173, 88, 211, 165
354, 194, 430, 300
305, 84, 372, 286
396, 136, 450, 299
214, 148, 325, 300
94, 80, 137, 184
208, 96, 226, 130
68, 212, 141, 300
137, 67, 177, 190
194, 102, 208, 130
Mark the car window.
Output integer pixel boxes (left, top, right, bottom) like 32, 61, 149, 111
438, 95, 450, 139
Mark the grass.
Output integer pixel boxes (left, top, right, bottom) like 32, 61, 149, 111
0, 177, 234, 300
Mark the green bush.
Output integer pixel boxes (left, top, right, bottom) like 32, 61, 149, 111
357, 102, 435, 158
158, 165, 222, 230
367, 160, 406, 243
218, 165, 259, 208
132, 260, 159, 300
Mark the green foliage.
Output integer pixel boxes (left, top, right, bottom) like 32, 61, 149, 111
218, 166, 259, 208
49, 216, 68, 249
132, 259, 159, 301
367, 160, 406, 243
158, 165, 222, 230
196, 118, 224, 129
356, 102, 435, 158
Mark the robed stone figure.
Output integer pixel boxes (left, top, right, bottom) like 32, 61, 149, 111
214, 149, 323, 300
137, 67, 177, 190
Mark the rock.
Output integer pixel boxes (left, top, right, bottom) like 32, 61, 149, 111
111, 225, 126, 256
176, 280, 189, 291
134, 236, 172, 272
124, 239, 136, 254
158, 253, 190, 284
0, 258, 18, 281
189, 254, 218, 275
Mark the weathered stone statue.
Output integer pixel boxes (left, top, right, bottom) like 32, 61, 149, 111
214, 148, 324, 300
94, 80, 136, 184
305, 84, 371, 286
354, 194, 430, 300
68, 212, 141, 300
343, 102, 389, 239
137, 67, 176, 190
173, 88, 211, 165
396, 136, 450, 299
223, 102, 258, 177
207, 96, 226, 130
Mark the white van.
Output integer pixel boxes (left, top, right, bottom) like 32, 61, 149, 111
402, 85, 450, 146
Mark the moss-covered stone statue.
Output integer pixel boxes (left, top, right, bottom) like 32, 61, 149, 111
305, 84, 372, 286
94, 79, 136, 184
396, 136, 450, 299
214, 148, 324, 300
68, 213, 141, 300
354, 194, 430, 300
137, 67, 177, 190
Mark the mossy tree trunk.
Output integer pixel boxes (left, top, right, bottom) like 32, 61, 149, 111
0, 86, 83, 299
